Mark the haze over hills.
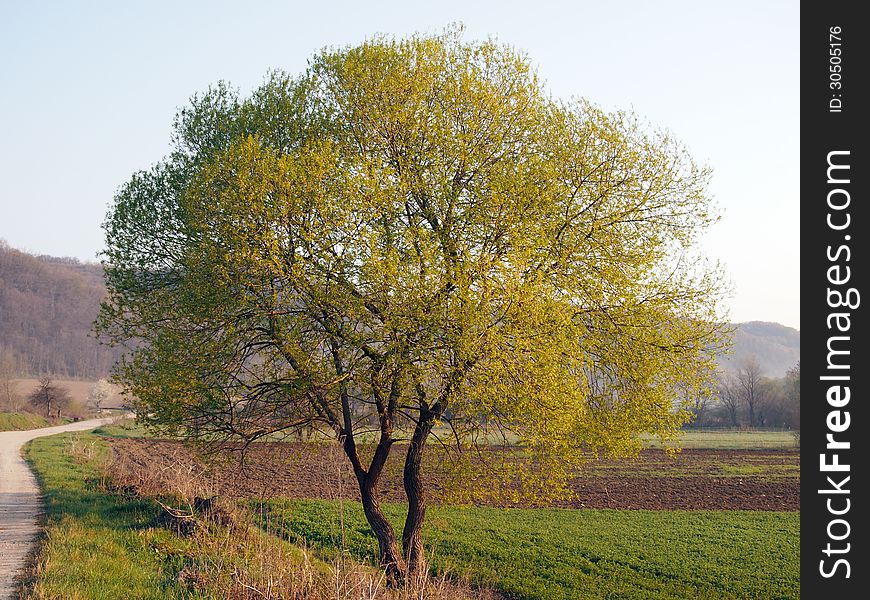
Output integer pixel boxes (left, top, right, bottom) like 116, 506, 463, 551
715, 321, 800, 378
0, 243, 799, 380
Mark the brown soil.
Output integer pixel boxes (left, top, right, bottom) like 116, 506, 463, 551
107, 439, 799, 511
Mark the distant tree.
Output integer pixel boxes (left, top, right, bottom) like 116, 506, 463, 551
736, 357, 766, 428
716, 373, 741, 427
28, 376, 72, 418
686, 392, 712, 427
758, 377, 785, 428
720, 360, 799, 430
87, 378, 113, 411
98, 30, 727, 582
784, 361, 800, 429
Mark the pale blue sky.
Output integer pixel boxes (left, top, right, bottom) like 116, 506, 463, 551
0, 1, 799, 329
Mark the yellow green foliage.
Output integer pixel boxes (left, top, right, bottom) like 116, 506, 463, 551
99, 28, 726, 506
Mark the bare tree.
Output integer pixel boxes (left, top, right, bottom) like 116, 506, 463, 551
736, 357, 766, 428
28, 376, 72, 419
687, 392, 711, 427
717, 373, 741, 427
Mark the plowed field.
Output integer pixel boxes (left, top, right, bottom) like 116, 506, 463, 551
107, 439, 799, 511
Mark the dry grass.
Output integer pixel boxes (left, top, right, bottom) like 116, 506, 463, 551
175, 513, 500, 599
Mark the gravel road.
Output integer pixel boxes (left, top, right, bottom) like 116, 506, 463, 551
0, 418, 115, 599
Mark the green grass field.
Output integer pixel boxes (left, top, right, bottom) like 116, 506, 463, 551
24, 433, 206, 599
645, 429, 798, 450
94, 418, 798, 452
90, 417, 151, 438
0, 411, 51, 431
357, 428, 799, 451
582, 450, 799, 481
257, 499, 799, 600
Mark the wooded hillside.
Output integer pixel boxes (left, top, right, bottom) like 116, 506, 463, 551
0, 241, 120, 378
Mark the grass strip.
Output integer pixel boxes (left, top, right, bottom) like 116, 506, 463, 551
644, 429, 799, 450
24, 433, 207, 599
90, 417, 151, 439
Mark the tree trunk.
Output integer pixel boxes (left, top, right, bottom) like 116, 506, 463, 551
359, 478, 404, 585
344, 433, 405, 585
402, 415, 435, 576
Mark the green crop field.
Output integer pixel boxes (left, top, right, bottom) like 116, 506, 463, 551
644, 429, 799, 450
257, 499, 799, 600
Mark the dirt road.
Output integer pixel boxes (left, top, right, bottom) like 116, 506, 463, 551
0, 418, 115, 599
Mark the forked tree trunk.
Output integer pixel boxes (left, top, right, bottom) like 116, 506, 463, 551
402, 416, 435, 575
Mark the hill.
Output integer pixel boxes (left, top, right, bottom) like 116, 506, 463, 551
718, 321, 800, 378
0, 241, 120, 378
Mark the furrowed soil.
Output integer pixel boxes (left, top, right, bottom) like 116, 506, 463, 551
108, 439, 799, 511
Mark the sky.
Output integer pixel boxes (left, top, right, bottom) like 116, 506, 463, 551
0, 0, 799, 329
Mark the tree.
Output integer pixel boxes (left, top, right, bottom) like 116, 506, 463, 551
88, 378, 113, 411
686, 390, 713, 427
783, 361, 800, 429
716, 372, 741, 427
761, 361, 800, 430
98, 29, 726, 582
28, 376, 71, 418
736, 357, 766, 428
